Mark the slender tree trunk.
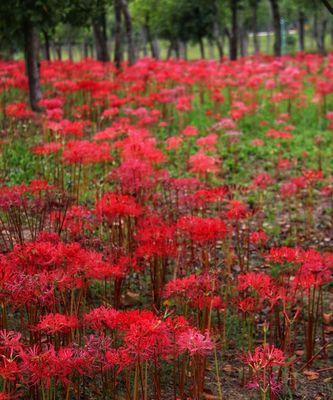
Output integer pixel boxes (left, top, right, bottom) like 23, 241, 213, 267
213, 0, 224, 60
252, 1, 260, 54
145, 20, 160, 59
55, 43, 62, 60
114, 0, 123, 69
120, 0, 135, 65
92, 7, 109, 62
215, 37, 224, 60
151, 39, 160, 59
68, 41, 73, 61
298, 11, 305, 51
199, 38, 206, 59
23, 19, 42, 111
269, 0, 282, 56
208, 40, 215, 59
141, 27, 148, 57
42, 30, 51, 61
183, 41, 188, 60
83, 39, 89, 59
240, 28, 248, 57
313, 13, 327, 55
230, 0, 238, 60
167, 42, 173, 59
174, 40, 180, 58
320, 0, 333, 15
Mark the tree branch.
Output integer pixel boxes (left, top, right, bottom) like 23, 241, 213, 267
321, 0, 333, 15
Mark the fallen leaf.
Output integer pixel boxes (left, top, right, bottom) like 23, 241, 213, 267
303, 370, 319, 380
121, 291, 141, 306
323, 313, 332, 325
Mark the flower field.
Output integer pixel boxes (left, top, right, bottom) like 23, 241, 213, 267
0, 54, 332, 399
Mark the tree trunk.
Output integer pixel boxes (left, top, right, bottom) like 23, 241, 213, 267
252, 1, 260, 54
230, 0, 238, 60
55, 43, 62, 60
167, 42, 173, 59
145, 20, 160, 59
92, 8, 109, 62
120, 0, 135, 65
269, 0, 282, 57
298, 11, 305, 51
42, 30, 51, 61
215, 37, 224, 60
213, 0, 224, 60
114, 0, 123, 69
320, 0, 333, 15
208, 41, 215, 59
23, 19, 42, 111
174, 40, 180, 58
68, 41, 73, 61
199, 38, 205, 59
183, 41, 188, 60
151, 39, 160, 59
313, 13, 327, 56
83, 39, 89, 59
240, 28, 248, 57
141, 27, 148, 57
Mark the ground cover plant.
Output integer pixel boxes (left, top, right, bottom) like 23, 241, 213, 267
0, 54, 332, 399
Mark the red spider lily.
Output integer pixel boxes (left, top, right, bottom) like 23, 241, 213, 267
188, 151, 220, 175
177, 216, 227, 243
265, 247, 304, 265
135, 215, 176, 259
123, 318, 172, 362
242, 344, 287, 397
181, 125, 198, 137
251, 138, 264, 146
5, 102, 34, 119
251, 173, 274, 190
19, 344, 87, 387
53, 119, 91, 138
110, 159, 156, 194
39, 97, 64, 110
164, 273, 222, 311
95, 192, 142, 221
181, 186, 227, 209
93, 126, 120, 141
196, 133, 218, 151
0, 358, 20, 382
32, 142, 62, 155
36, 313, 79, 334
166, 136, 183, 150
83, 307, 121, 331
0, 330, 22, 353
266, 128, 293, 140
225, 200, 249, 220
177, 328, 214, 356
249, 230, 268, 245
292, 261, 331, 290
61, 205, 94, 237
62, 140, 112, 164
